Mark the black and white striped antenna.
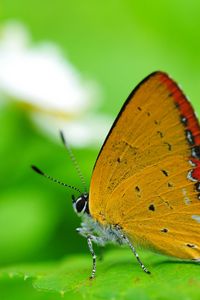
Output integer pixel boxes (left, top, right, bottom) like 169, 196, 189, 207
31, 165, 82, 194
31, 131, 87, 195
59, 130, 87, 194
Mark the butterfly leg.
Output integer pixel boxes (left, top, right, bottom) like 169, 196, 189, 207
117, 228, 151, 274
76, 226, 106, 279
126, 236, 151, 274
87, 235, 97, 279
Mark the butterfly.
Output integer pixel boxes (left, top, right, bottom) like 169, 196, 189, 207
32, 71, 200, 279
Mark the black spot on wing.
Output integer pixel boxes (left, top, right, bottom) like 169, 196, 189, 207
149, 204, 155, 211
195, 182, 200, 192
164, 142, 172, 151
135, 186, 140, 192
157, 131, 164, 138
186, 243, 196, 248
161, 169, 169, 177
185, 130, 195, 146
192, 146, 200, 159
161, 228, 168, 233
181, 115, 188, 126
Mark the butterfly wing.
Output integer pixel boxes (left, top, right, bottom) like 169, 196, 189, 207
89, 71, 200, 259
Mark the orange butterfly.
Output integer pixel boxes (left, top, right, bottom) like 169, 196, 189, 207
32, 71, 200, 279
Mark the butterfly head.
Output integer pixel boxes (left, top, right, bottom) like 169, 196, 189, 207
72, 193, 90, 216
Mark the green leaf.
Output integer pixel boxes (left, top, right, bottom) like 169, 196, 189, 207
1, 249, 200, 300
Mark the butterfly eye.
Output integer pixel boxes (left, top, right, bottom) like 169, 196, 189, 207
73, 194, 89, 215
76, 198, 86, 213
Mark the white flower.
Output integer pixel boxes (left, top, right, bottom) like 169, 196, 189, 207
0, 21, 112, 147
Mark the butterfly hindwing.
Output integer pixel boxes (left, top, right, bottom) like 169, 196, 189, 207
105, 156, 200, 259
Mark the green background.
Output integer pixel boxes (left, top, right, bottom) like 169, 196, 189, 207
1, 1, 200, 299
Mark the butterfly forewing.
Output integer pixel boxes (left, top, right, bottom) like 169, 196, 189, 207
89, 71, 200, 260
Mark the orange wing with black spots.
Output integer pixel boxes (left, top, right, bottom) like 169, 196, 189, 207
89, 71, 200, 260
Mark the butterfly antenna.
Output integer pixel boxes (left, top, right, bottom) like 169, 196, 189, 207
59, 130, 87, 194
31, 165, 82, 194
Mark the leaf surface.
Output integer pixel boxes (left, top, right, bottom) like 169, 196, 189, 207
1, 249, 200, 300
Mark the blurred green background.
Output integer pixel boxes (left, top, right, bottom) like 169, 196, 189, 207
1, 0, 200, 299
